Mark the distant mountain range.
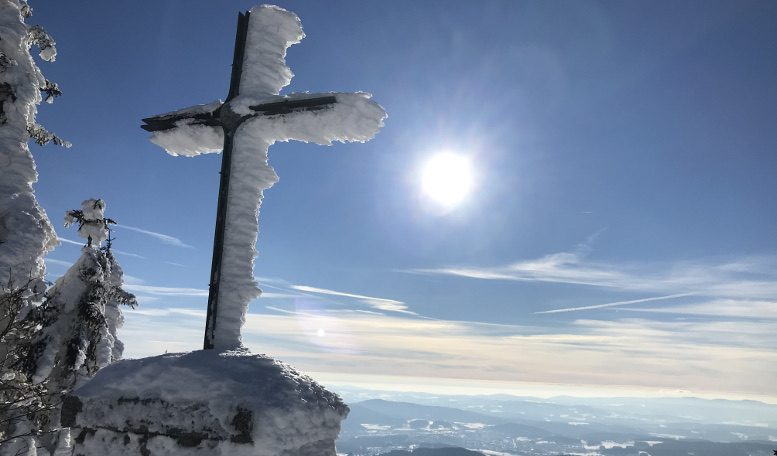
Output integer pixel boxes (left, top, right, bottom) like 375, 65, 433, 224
378, 448, 485, 456
336, 393, 777, 456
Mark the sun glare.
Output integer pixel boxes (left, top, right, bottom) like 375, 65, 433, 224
421, 152, 474, 208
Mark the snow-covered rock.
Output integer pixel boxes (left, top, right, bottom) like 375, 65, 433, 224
63, 349, 349, 456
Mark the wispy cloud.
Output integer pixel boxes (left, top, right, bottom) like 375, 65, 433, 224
123, 283, 293, 300
122, 274, 145, 285
45, 258, 73, 267
57, 237, 84, 247
120, 306, 777, 401
113, 249, 145, 259
535, 293, 694, 314
58, 237, 144, 258
290, 284, 414, 314
406, 244, 627, 288
126, 307, 206, 318
621, 299, 777, 320
123, 284, 208, 297
116, 224, 193, 248
407, 247, 777, 302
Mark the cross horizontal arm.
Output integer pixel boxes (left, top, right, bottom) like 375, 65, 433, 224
141, 109, 222, 132
248, 95, 337, 116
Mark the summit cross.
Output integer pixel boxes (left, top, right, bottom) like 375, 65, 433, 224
141, 5, 386, 350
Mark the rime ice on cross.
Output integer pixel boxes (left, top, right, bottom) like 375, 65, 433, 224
141, 5, 386, 350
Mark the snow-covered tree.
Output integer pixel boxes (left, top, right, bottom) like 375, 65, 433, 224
0, 278, 57, 455
0, 0, 68, 288
63, 199, 115, 247
11, 201, 136, 454
0, 1, 69, 453
19, 248, 136, 388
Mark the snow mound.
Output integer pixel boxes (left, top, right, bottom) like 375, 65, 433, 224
65, 349, 349, 456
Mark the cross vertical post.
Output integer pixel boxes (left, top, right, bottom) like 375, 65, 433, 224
203, 11, 251, 350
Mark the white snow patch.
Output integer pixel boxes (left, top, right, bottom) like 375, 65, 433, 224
649, 433, 685, 440
360, 423, 391, 431
457, 422, 487, 429
583, 440, 634, 450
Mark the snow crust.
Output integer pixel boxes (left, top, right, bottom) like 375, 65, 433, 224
70, 349, 348, 456
0, 0, 57, 286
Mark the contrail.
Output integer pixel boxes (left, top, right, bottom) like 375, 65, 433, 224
535, 293, 694, 314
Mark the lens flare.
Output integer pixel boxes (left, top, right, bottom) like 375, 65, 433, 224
421, 152, 473, 208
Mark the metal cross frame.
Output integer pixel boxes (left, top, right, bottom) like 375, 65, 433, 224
141, 11, 339, 349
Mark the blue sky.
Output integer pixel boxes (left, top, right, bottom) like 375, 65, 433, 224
30, 1, 777, 401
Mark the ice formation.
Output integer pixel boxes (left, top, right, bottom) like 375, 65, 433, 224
0, 0, 57, 286
145, 5, 386, 350
64, 350, 349, 456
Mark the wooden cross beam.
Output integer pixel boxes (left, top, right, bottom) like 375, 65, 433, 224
141, 12, 340, 350
141, 5, 385, 351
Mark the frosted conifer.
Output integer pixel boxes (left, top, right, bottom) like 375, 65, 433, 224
0, 0, 68, 288
11, 201, 136, 455
0, 0, 67, 453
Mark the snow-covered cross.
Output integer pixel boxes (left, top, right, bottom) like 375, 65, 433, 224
141, 5, 386, 350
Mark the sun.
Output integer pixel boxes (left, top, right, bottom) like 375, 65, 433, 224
421, 152, 474, 208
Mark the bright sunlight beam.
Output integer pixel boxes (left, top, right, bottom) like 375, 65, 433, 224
421, 152, 474, 209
